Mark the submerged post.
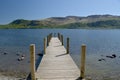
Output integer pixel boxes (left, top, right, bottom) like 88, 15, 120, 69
44, 38, 47, 54
30, 44, 36, 80
80, 44, 86, 79
67, 37, 69, 54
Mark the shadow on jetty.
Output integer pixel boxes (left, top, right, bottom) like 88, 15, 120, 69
55, 53, 67, 57
26, 51, 44, 80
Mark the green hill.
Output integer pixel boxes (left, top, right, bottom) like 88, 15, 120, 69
1, 14, 120, 29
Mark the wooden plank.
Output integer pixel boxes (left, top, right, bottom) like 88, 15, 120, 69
36, 37, 80, 80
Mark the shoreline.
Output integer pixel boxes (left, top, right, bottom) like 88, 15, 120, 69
0, 76, 26, 80
0, 75, 26, 80
0, 69, 28, 79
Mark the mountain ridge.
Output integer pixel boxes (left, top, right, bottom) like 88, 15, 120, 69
1, 14, 120, 29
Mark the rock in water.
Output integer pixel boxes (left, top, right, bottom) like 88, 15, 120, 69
98, 58, 105, 61
3, 52, 8, 55
112, 54, 116, 58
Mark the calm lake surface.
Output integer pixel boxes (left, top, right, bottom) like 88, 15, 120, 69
0, 29, 120, 79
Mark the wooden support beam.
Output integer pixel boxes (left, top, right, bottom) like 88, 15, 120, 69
58, 33, 60, 40
30, 44, 36, 80
61, 35, 64, 45
67, 37, 69, 54
50, 33, 52, 40
44, 38, 47, 54
47, 35, 49, 46
80, 44, 86, 79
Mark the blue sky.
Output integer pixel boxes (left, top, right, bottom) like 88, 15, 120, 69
0, 0, 120, 24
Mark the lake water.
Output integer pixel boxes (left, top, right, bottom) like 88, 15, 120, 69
0, 29, 120, 79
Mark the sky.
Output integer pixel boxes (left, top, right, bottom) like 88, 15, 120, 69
0, 0, 120, 24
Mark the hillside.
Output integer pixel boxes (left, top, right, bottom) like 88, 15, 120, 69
1, 14, 120, 29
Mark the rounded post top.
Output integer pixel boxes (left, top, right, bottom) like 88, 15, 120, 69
44, 37, 46, 40
30, 44, 35, 46
82, 44, 86, 47
67, 37, 69, 39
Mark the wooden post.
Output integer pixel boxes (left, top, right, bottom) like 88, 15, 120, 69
30, 44, 36, 80
67, 38, 69, 54
48, 35, 50, 45
58, 33, 60, 40
47, 33, 52, 46
47, 35, 49, 46
58, 33, 59, 40
48, 34, 51, 44
60, 34, 61, 41
48, 35, 50, 46
44, 38, 47, 54
50, 33, 52, 41
61, 35, 63, 45
49, 34, 50, 42
80, 44, 86, 79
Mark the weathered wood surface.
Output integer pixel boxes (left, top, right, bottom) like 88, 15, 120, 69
36, 37, 80, 80
30, 44, 36, 80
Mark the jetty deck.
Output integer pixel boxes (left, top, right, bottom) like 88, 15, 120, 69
36, 37, 80, 80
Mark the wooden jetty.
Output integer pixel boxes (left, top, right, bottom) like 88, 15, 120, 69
30, 33, 86, 80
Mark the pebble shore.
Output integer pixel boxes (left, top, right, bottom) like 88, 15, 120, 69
0, 76, 26, 80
